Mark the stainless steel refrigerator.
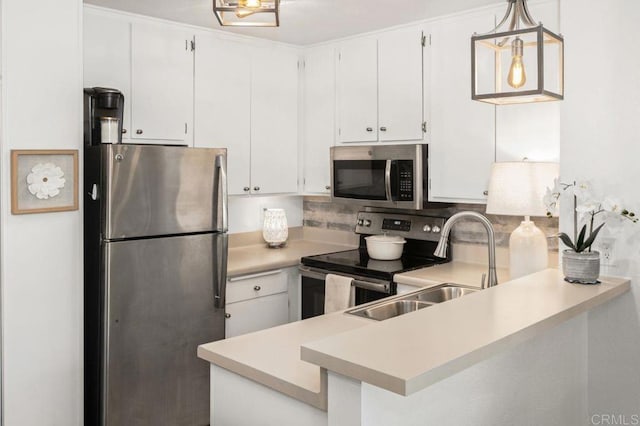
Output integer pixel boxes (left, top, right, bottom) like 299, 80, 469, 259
84, 144, 228, 426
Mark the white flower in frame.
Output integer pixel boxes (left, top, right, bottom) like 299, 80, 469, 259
26, 162, 66, 200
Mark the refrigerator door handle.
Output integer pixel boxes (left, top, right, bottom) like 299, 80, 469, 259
215, 154, 228, 233
214, 235, 228, 310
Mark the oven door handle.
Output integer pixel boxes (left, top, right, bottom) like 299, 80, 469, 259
352, 279, 391, 294
384, 160, 392, 201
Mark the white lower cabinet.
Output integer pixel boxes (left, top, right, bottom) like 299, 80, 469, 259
225, 268, 291, 338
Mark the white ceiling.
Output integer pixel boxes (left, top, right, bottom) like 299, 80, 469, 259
84, 0, 499, 45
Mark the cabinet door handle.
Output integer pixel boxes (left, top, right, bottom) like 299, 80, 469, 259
136, 129, 143, 135
122, 128, 127, 134
325, 185, 331, 190
380, 127, 387, 132
225, 313, 231, 319
243, 187, 250, 192
254, 186, 260, 191
483, 190, 489, 196
253, 285, 261, 291
366, 127, 373, 132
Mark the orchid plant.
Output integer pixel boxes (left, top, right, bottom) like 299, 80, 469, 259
544, 180, 637, 253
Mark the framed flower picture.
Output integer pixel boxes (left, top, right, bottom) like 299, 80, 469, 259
11, 149, 79, 214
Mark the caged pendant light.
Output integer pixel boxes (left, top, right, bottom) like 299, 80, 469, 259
471, 0, 564, 105
213, 0, 280, 27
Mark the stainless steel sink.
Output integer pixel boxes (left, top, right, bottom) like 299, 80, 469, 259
413, 286, 478, 303
356, 300, 433, 321
347, 283, 478, 321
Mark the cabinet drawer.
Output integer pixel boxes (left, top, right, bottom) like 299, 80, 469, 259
225, 292, 289, 338
226, 269, 287, 304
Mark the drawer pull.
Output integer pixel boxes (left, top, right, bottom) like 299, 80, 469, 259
253, 285, 261, 291
225, 313, 231, 319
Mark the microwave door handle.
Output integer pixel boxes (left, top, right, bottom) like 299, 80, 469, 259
385, 160, 392, 201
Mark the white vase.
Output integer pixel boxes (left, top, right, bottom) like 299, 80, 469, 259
263, 208, 288, 248
562, 250, 600, 284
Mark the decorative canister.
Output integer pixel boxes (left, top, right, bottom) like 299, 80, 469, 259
562, 250, 600, 284
263, 208, 288, 248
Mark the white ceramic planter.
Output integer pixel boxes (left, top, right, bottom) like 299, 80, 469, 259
562, 249, 600, 284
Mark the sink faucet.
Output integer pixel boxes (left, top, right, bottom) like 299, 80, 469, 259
434, 211, 498, 289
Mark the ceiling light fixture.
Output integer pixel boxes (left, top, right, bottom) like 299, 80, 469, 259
213, 0, 280, 27
471, 0, 564, 105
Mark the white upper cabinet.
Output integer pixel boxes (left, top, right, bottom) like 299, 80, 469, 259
83, 11, 131, 140
337, 37, 378, 143
378, 27, 424, 142
427, 10, 496, 203
194, 38, 298, 196
250, 46, 299, 195
337, 26, 424, 144
302, 45, 335, 194
131, 22, 193, 144
194, 34, 252, 195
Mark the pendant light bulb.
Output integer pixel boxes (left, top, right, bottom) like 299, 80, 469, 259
240, 0, 261, 8
507, 37, 527, 89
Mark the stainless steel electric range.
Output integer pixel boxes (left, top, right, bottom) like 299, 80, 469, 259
300, 211, 451, 319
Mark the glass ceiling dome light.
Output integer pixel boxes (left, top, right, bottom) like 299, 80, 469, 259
471, 0, 564, 105
213, 0, 280, 27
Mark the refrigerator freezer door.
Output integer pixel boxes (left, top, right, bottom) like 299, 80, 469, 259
104, 232, 227, 426
103, 144, 227, 239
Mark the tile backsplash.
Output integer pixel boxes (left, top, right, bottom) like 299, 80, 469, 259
303, 196, 559, 250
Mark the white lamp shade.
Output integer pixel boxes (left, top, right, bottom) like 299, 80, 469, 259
486, 162, 559, 217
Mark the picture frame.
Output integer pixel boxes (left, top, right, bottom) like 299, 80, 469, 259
11, 149, 79, 215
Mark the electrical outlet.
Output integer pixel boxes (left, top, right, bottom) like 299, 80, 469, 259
595, 237, 616, 266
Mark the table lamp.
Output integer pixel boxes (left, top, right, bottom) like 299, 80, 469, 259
486, 161, 559, 279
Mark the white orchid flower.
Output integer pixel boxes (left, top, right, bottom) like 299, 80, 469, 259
543, 187, 559, 215
543, 178, 563, 215
602, 197, 622, 214
572, 180, 592, 200
575, 199, 599, 222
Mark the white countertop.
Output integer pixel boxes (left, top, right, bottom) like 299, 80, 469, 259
199, 264, 630, 410
228, 239, 355, 278
301, 269, 629, 396
197, 307, 371, 409
394, 261, 510, 289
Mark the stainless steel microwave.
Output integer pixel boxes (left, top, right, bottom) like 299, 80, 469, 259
330, 144, 428, 210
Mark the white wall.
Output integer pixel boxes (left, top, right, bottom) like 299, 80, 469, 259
1, 0, 83, 425
228, 195, 303, 234
560, 0, 640, 419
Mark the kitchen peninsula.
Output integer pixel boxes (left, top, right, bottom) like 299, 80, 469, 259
198, 267, 630, 425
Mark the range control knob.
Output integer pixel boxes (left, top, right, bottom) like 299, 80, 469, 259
357, 219, 364, 226
432, 226, 441, 234
363, 219, 372, 227
422, 225, 432, 233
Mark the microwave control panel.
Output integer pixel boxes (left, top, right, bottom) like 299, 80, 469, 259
395, 160, 414, 201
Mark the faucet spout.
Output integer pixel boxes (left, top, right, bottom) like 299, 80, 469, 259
433, 211, 498, 289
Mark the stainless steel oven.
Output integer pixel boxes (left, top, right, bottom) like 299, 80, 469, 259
299, 211, 451, 320
299, 266, 394, 320
331, 144, 428, 210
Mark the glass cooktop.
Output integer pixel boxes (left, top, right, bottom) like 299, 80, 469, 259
301, 248, 447, 281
